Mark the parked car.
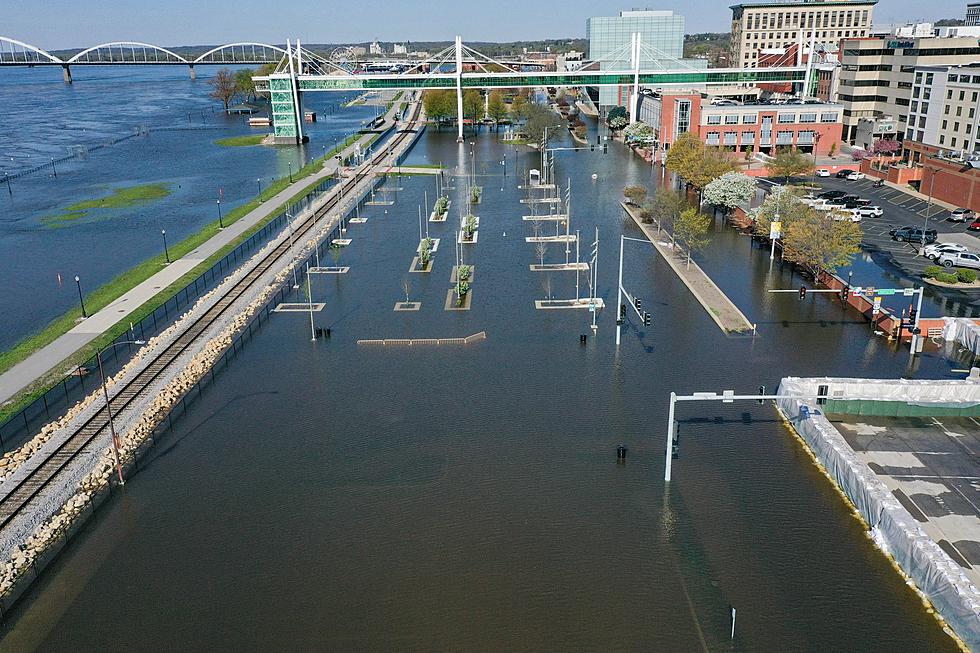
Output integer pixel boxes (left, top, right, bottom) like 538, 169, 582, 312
924, 242, 970, 260
948, 208, 977, 222
846, 171, 865, 181
816, 169, 830, 177
938, 251, 980, 269
818, 190, 847, 199
969, 220, 980, 232
835, 171, 850, 179
890, 226, 938, 243
855, 205, 883, 218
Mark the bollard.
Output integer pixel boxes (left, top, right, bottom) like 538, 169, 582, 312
580, 334, 587, 345
325, 328, 331, 338
616, 444, 628, 462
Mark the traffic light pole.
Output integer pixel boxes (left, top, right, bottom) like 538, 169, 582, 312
616, 235, 655, 346
665, 390, 825, 483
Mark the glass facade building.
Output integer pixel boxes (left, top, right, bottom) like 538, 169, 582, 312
586, 10, 698, 108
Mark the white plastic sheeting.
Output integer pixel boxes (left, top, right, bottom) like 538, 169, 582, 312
945, 318, 980, 359
778, 376, 980, 652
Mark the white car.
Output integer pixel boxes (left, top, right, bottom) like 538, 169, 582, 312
924, 242, 970, 260
846, 171, 865, 181
816, 169, 830, 177
854, 205, 883, 218
938, 251, 980, 269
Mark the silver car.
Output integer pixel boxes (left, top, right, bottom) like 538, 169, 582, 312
949, 208, 977, 222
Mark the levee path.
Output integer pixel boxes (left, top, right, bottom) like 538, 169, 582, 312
621, 202, 755, 334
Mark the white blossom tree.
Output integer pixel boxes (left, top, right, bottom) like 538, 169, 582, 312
702, 172, 758, 212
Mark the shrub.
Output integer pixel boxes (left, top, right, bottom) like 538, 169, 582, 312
957, 268, 978, 283
936, 272, 959, 284
434, 196, 449, 215
639, 207, 654, 223
922, 265, 942, 279
469, 186, 482, 203
458, 265, 472, 281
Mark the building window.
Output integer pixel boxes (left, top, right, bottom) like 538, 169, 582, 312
778, 113, 795, 123
910, 101, 918, 113
820, 112, 837, 122
952, 138, 958, 148
675, 100, 691, 138
913, 86, 920, 98
742, 114, 757, 124
948, 89, 954, 100
957, 106, 963, 117
800, 113, 817, 123
906, 128, 914, 140
915, 72, 922, 84
706, 131, 720, 145
945, 105, 951, 115
921, 103, 929, 115
926, 73, 934, 85
955, 122, 961, 132
741, 131, 755, 144
961, 90, 967, 101
707, 114, 722, 125
724, 114, 739, 125
724, 132, 738, 145
971, 108, 976, 119
919, 116, 926, 128
798, 130, 816, 144
942, 120, 948, 129
776, 130, 794, 144
918, 130, 924, 141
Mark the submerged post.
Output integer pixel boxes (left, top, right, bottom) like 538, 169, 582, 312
62, 64, 72, 84
188, 64, 196, 80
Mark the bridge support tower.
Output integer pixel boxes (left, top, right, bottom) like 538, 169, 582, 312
188, 64, 196, 80
62, 64, 72, 84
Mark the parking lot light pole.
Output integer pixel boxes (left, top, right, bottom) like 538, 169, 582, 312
921, 174, 937, 256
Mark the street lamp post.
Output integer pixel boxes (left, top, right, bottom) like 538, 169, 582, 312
216, 199, 223, 229
74, 275, 87, 318
288, 161, 293, 184
161, 229, 170, 264
256, 178, 262, 196
96, 339, 146, 485
921, 173, 937, 255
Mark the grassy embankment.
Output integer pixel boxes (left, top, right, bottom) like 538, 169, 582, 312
215, 134, 267, 147
0, 132, 363, 423
41, 183, 172, 227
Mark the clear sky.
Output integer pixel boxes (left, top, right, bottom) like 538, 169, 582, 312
6, 0, 969, 49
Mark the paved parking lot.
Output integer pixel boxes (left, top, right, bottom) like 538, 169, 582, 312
832, 415, 980, 584
794, 176, 980, 283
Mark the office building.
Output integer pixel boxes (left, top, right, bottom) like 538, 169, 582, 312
586, 10, 704, 108
968, 2, 980, 26
906, 63, 980, 152
838, 36, 980, 143
637, 90, 843, 156
730, 0, 876, 68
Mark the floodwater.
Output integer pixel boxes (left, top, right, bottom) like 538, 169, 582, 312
0, 123, 963, 651
0, 65, 376, 351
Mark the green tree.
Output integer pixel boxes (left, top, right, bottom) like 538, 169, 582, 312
523, 103, 564, 148
766, 147, 816, 182
487, 90, 508, 128
462, 89, 483, 121
423, 89, 456, 126
686, 147, 737, 198
782, 211, 862, 277
648, 189, 691, 237
510, 95, 529, 122
673, 208, 712, 267
234, 68, 256, 102
665, 132, 704, 184
606, 105, 628, 128
208, 67, 239, 110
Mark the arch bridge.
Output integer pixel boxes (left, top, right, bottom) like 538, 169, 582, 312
0, 37, 288, 82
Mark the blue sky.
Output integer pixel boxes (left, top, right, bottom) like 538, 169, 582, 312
7, 0, 969, 49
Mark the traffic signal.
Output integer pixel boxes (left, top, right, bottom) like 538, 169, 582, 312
909, 306, 917, 323
590, 144, 595, 152
643, 311, 652, 326
758, 385, 766, 404
635, 297, 642, 311
602, 144, 608, 153
841, 286, 850, 302
671, 422, 680, 459
799, 286, 807, 300
618, 303, 626, 324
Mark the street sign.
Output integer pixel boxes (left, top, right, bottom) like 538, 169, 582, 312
903, 288, 915, 296
872, 297, 882, 314
877, 289, 896, 296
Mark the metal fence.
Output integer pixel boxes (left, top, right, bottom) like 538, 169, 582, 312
0, 175, 338, 453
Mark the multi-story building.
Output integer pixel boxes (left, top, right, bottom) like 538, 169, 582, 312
638, 90, 843, 156
586, 10, 704, 109
837, 36, 980, 143
906, 63, 980, 153
368, 41, 384, 56
730, 0, 876, 69
968, 2, 980, 26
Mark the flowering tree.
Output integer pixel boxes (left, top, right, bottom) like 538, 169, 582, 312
702, 172, 758, 212
623, 121, 655, 143
873, 139, 901, 155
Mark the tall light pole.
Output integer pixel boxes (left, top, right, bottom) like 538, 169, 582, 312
216, 199, 223, 229
96, 339, 146, 485
74, 275, 87, 318
921, 172, 937, 255
256, 178, 262, 196
288, 161, 293, 184
161, 229, 170, 264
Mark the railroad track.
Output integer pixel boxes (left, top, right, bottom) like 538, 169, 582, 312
0, 100, 424, 534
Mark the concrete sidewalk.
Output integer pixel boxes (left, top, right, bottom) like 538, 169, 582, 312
0, 99, 407, 409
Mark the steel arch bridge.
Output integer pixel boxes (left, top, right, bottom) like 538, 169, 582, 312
0, 37, 288, 82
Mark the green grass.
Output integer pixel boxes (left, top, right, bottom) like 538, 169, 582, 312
215, 134, 267, 147
0, 130, 365, 424
41, 183, 171, 227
